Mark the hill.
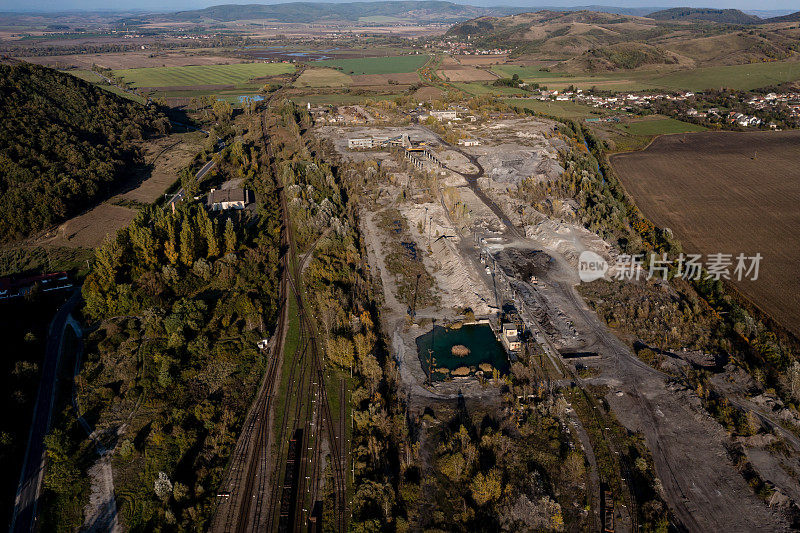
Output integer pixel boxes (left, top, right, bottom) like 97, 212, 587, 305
559, 43, 687, 72
0, 62, 169, 242
765, 11, 800, 23
446, 10, 800, 68
647, 8, 761, 25
127, 1, 520, 24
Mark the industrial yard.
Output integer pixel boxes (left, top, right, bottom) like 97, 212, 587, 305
311, 100, 800, 531
7, 3, 800, 529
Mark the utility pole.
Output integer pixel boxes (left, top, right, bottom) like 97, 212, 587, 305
427, 348, 434, 386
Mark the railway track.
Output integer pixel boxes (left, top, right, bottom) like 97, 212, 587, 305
208, 97, 290, 533
282, 190, 348, 533
276, 110, 348, 532
212, 96, 348, 532
208, 201, 288, 532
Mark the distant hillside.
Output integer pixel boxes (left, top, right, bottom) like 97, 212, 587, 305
447, 10, 799, 67
765, 11, 800, 23
647, 8, 761, 25
560, 43, 686, 72
0, 62, 169, 242
127, 1, 521, 24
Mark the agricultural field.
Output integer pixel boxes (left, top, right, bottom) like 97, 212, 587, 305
113, 62, 295, 88
350, 72, 420, 86
437, 66, 497, 82
645, 60, 800, 92
313, 54, 428, 75
21, 52, 248, 70
491, 65, 568, 79
97, 84, 148, 105
616, 116, 707, 136
454, 54, 508, 66
289, 92, 404, 106
504, 97, 605, 119
610, 130, 800, 337
294, 68, 352, 88
489, 59, 800, 93
453, 82, 527, 96
62, 69, 102, 82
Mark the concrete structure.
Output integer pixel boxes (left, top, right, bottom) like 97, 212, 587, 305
501, 322, 521, 352
458, 138, 481, 147
348, 138, 382, 149
207, 188, 252, 211
430, 110, 457, 121
405, 147, 443, 170
348, 134, 410, 150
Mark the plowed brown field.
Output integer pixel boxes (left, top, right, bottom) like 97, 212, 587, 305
610, 130, 800, 336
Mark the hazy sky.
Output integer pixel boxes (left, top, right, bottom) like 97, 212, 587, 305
1, 0, 797, 14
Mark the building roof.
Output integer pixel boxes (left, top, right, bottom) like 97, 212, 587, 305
208, 188, 250, 205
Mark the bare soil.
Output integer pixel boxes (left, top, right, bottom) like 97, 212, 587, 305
610, 130, 800, 337
437, 67, 498, 82
36, 131, 204, 249
21, 52, 247, 70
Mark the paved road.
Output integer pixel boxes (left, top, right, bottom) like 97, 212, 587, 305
166, 157, 217, 209
11, 290, 81, 533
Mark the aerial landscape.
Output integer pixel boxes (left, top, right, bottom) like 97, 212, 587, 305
2, 0, 800, 531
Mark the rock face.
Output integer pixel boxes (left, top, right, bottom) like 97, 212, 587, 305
451, 344, 470, 357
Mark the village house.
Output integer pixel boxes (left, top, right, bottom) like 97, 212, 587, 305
207, 188, 253, 211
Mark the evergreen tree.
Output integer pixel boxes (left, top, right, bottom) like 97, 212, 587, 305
224, 218, 237, 254
180, 219, 196, 267
164, 220, 179, 265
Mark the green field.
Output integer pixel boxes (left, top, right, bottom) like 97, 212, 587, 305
646, 60, 800, 91
492, 60, 800, 93
617, 116, 707, 136
113, 62, 295, 88
97, 84, 148, 104
358, 15, 403, 23
63, 70, 148, 104
313, 54, 428, 75
504, 98, 605, 119
454, 82, 527, 96
63, 69, 102, 82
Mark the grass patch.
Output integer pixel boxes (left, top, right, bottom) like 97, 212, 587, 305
505, 98, 605, 119
617, 116, 707, 136
0, 246, 94, 277
453, 82, 527, 96
96, 84, 148, 104
291, 93, 403, 106
62, 69, 102, 82
314, 55, 428, 75
490, 65, 567, 79
113, 62, 295, 88
648, 60, 800, 92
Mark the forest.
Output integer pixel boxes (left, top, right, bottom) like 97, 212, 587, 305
41, 116, 282, 529
0, 62, 170, 242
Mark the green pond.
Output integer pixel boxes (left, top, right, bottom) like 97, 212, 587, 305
416, 324, 509, 381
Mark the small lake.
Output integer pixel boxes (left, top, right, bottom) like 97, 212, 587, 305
416, 324, 509, 382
